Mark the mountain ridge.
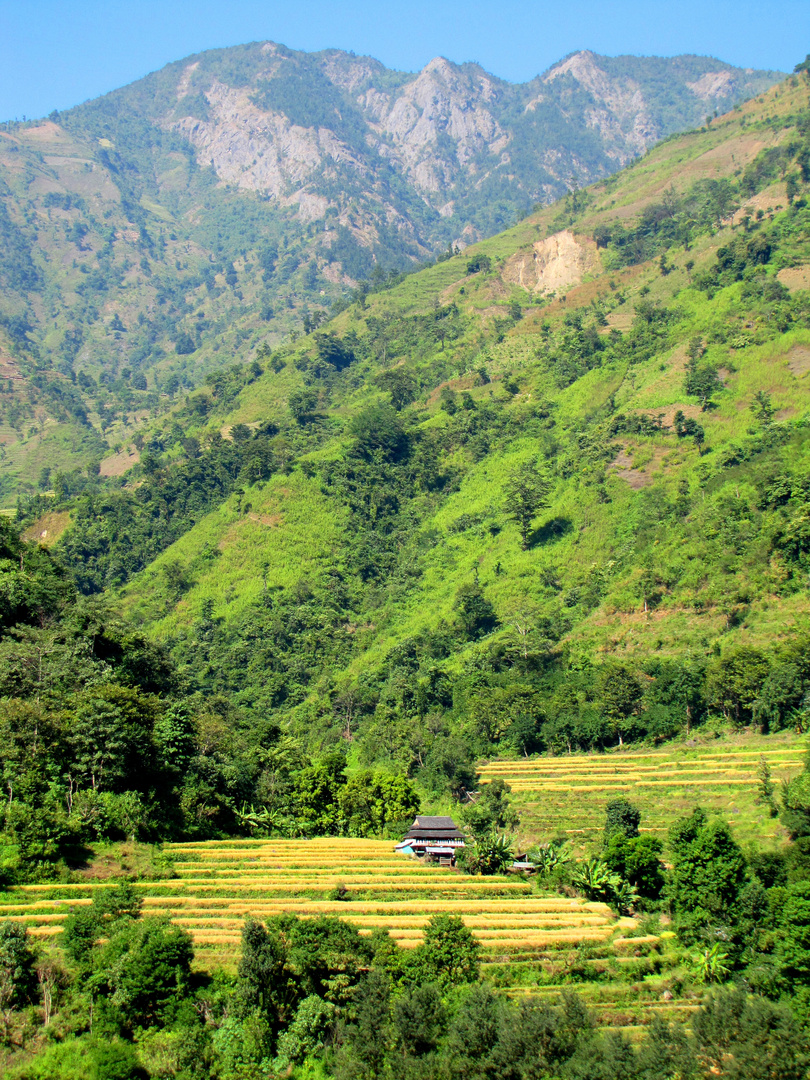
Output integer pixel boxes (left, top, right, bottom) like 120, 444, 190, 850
0, 43, 781, 503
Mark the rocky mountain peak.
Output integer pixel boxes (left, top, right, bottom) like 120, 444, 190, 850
0, 42, 785, 491
544, 49, 601, 82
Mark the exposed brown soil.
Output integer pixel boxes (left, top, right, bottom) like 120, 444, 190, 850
778, 265, 810, 293
248, 512, 283, 528
425, 372, 484, 403
608, 446, 668, 489
100, 449, 140, 477
787, 345, 810, 378
19, 121, 62, 143
605, 307, 636, 332
737, 183, 786, 219
77, 848, 130, 880
636, 403, 702, 427
502, 229, 601, 296
22, 510, 71, 546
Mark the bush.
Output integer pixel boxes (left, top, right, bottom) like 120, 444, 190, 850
603, 834, 665, 902
8, 1036, 146, 1079
0, 921, 37, 1035
415, 914, 481, 988
466, 254, 492, 274
461, 778, 517, 839
349, 401, 408, 461
604, 798, 641, 839
274, 995, 336, 1069
458, 833, 515, 875
93, 917, 194, 1030
455, 579, 497, 640
692, 989, 808, 1079
174, 331, 196, 355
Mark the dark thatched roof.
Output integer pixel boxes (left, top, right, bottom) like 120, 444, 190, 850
404, 815, 465, 840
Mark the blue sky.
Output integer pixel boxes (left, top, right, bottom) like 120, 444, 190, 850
0, 0, 806, 122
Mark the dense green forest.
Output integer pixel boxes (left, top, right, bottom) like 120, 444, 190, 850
1, 55, 810, 1080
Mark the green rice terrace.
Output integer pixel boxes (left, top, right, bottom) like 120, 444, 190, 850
480, 731, 806, 850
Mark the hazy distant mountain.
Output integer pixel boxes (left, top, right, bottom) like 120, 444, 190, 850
69, 43, 781, 252
0, 42, 781, 497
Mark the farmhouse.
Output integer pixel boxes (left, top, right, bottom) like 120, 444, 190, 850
395, 815, 466, 862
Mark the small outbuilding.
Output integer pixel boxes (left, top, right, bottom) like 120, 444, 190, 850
395, 815, 466, 863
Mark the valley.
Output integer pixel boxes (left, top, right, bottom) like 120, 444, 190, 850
0, 37, 809, 1080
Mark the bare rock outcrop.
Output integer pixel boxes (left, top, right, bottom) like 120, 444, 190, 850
155, 44, 779, 269
372, 57, 509, 192
172, 80, 362, 201
543, 51, 658, 159
503, 229, 601, 295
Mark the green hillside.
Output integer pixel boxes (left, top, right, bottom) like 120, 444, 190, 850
45, 70, 808, 775
3, 64, 810, 1080
5, 68, 810, 858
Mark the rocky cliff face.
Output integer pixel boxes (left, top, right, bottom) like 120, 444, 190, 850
150, 43, 781, 249
369, 56, 509, 192
542, 51, 658, 159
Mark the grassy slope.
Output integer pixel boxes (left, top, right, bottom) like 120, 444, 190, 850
118, 75, 810, 684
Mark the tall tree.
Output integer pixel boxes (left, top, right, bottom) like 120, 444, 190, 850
0, 921, 37, 1040
667, 808, 748, 943
417, 914, 481, 989
503, 459, 552, 550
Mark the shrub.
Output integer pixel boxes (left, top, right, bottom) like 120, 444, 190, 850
459, 833, 515, 875
415, 914, 481, 988
274, 995, 336, 1069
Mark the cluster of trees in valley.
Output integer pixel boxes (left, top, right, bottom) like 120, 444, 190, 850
0, 521, 423, 877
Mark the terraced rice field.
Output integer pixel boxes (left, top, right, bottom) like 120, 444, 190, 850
0, 839, 693, 1030
0, 839, 632, 969
500, 978, 703, 1031
3, 737, 795, 1028
479, 731, 805, 848
0, 838, 686, 1026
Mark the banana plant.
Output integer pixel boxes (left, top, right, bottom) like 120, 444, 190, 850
692, 943, 731, 984
611, 879, 640, 916
466, 833, 515, 875
235, 803, 271, 833
533, 839, 572, 876
570, 859, 623, 902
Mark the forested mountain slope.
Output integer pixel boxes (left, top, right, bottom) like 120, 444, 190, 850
25, 70, 807, 781
1, 69, 809, 868
4, 63, 810, 1080
0, 44, 779, 499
